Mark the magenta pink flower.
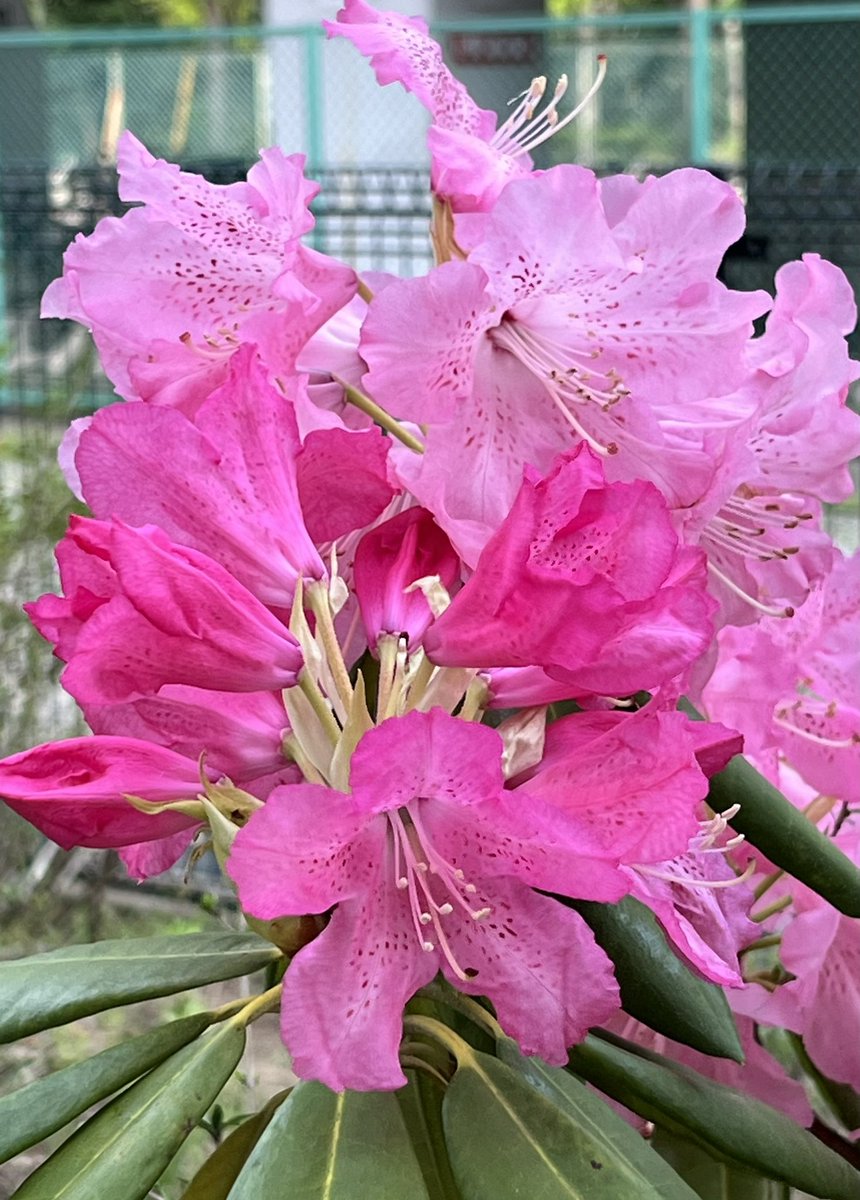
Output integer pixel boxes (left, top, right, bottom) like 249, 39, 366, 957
0, 737, 205, 852
72, 347, 396, 610
42, 133, 356, 412
228, 707, 621, 1091
29, 518, 304, 708
74, 349, 325, 609
89, 686, 293, 796
514, 704, 752, 985
353, 507, 460, 650
424, 446, 715, 697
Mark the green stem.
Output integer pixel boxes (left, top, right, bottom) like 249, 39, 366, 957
333, 374, 425, 454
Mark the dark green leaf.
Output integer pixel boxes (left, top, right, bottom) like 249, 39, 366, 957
570, 896, 743, 1061
180, 1089, 291, 1200
495, 1037, 700, 1199
680, 699, 860, 917
12, 1020, 246, 1200
651, 1130, 791, 1199
443, 1046, 695, 1200
0, 1012, 212, 1163
226, 1081, 430, 1198
568, 1031, 860, 1200
761, 1028, 860, 1139
397, 1069, 462, 1200
0, 933, 279, 1043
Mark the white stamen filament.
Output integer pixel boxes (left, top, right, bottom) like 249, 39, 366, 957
773, 711, 859, 748
490, 57, 607, 159
706, 561, 794, 618
637, 858, 756, 889
490, 321, 621, 456
388, 806, 490, 982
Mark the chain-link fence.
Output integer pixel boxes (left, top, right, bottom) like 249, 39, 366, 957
0, 4, 859, 766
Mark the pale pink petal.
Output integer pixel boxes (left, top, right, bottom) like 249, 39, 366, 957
326, 0, 495, 137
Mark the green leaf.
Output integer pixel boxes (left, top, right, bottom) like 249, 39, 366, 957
567, 1031, 860, 1200
226, 1081, 430, 1198
680, 699, 860, 917
397, 1069, 463, 1200
651, 1130, 791, 1200
12, 1019, 246, 1200
443, 1045, 695, 1200
0, 1012, 213, 1163
760, 1028, 860, 1139
570, 896, 743, 1062
0, 932, 279, 1043
180, 1089, 291, 1200
495, 1037, 700, 1199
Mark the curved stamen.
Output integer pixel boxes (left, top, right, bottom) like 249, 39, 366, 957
773, 710, 860, 748
388, 806, 490, 981
636, 858, 756, 889
706, 561, 794, 618
490, 57, 608, 160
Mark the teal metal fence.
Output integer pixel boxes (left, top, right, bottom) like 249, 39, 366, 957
0, 4, 859, 757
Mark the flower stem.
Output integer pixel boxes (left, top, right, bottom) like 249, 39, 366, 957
228, 983, 284, 1029
332, 374, 425, 454
752, 893, 793, 923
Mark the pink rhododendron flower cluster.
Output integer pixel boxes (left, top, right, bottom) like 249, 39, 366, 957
1, 0, 859, 1114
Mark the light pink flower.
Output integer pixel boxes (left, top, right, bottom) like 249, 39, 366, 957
229, 708, 621, 1092
424, 446, 715, 697
685, 255, 859, 623
327, 0, 605, 213
42, 132, 356, 412
366, 165, 768, 560
700, 551, 860, 804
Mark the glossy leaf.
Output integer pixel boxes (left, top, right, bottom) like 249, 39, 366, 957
13, 1019, 246, 1200
568, 1031, 860, 1200
570, 896, 743, 1061
651, 1130, 791, 1200
397, 1068, 463, 1200
180, 1089, 292, 1200
226, 1081, 430, 1198
681, 699, 860, 917
443, 1046, 695, 1200
0, 1012, 213, 1163
0, 933, 279, 1043
495, 1038, 699, 1200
